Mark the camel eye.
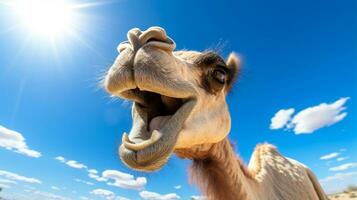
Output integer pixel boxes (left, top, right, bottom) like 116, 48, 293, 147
212, 68, 227, 84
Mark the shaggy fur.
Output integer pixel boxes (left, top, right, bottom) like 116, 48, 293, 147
185, 139, 250, 200
176, 138, 329, 200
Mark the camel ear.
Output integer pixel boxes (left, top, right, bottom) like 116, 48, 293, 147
226, 52, 240, 90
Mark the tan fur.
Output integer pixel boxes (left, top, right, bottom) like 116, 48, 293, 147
177, 139, 328, 200
105, 27, 328, 200
178, 139, 251, 200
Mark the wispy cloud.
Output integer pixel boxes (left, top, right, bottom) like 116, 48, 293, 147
90, 189, 115, 200
139, 190, 180, 200
102, 170, 147, 190
51, 186, 60, 190
269, 108, 295, 129
173, 185, 181, 189
0, 183, 10, 189
66, 160, 87, 169
55, 156, 66, 162
0, 125, 41, 157
88, 169, 107, 182
336, 157, 349, 162
320, 171, 357, 183
320, 171, 357, 193
32, 190, 70, 200
320, 152, 340, 160
86, 169, 147, 190
270, 97, 349, 134
55, 156, 88, 169
88, 169, 98, 174
329, 163, 357, 171
191, 196, 207, 200
90, 188, 129, 200
0, 178, 17, 184
0, 169, 41, 184
55, 157, 144, 191
74, 178, 94, 186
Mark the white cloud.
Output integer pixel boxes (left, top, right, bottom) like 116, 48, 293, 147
320, 152, 340, 160
0, 169, 41, 184
320, 171, 357, 193
290, 97, 349, 134
173, 185, 181, 189
87, 169, 147, 190
91, 189, 115, 200
90, 189, 129, 200
329, 163, 357, 171
33, 190, 70, 200
0, 183, 10, 189
0, 178, 17, 184
102, 170, 147, 190
66, 160, 87, 169
55, 156, 88, 170
117, 196, 130, 200
74, 178, 95, 186
337, 157, 349, 161
115, 196, 130, 200
51, 186, 60, 190
88, 169, 107, 182
0, 125, 42, 157
55, 156, 66, 163
139, 190, 180, 200
88, 169, 98, 174
190, 196, 207, 200
270, 108, 295, 129
270, 97, 349, 134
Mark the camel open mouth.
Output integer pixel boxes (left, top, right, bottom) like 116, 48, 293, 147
119, 88, 196, 171
123, 88, 186, 148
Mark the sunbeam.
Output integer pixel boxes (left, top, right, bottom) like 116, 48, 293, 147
0, 0, 114, 70
9, 0, 76, 38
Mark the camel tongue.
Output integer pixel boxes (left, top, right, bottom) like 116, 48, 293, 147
149, 116, 171, 133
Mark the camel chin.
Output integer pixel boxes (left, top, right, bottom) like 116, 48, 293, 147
104, 27, 237, 171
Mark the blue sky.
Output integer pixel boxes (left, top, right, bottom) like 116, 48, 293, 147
0, 0, 356, 199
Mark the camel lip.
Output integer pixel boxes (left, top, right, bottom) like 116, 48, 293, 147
119, 98, 197, 171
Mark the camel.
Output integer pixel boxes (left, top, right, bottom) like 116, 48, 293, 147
104, 27, 328, 200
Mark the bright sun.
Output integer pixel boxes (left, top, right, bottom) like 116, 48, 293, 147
12, 0, 75, 37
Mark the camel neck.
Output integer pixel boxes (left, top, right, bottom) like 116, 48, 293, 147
178, 138, 252, 200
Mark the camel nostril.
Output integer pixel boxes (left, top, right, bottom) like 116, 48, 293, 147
117, 41, 130, 53
145, 37, 176, 52
147, 38, 166, 43
120, 26, 176, 53
138, 27, 176, 52
139, 27, 167, 44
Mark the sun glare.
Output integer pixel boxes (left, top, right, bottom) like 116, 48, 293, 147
12, 0, 75, 37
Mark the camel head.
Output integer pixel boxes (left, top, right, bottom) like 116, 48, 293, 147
104, 27, 240, 171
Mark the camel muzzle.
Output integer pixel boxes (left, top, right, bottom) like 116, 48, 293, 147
104, 26, 199, 171
119, 98, 196, 171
